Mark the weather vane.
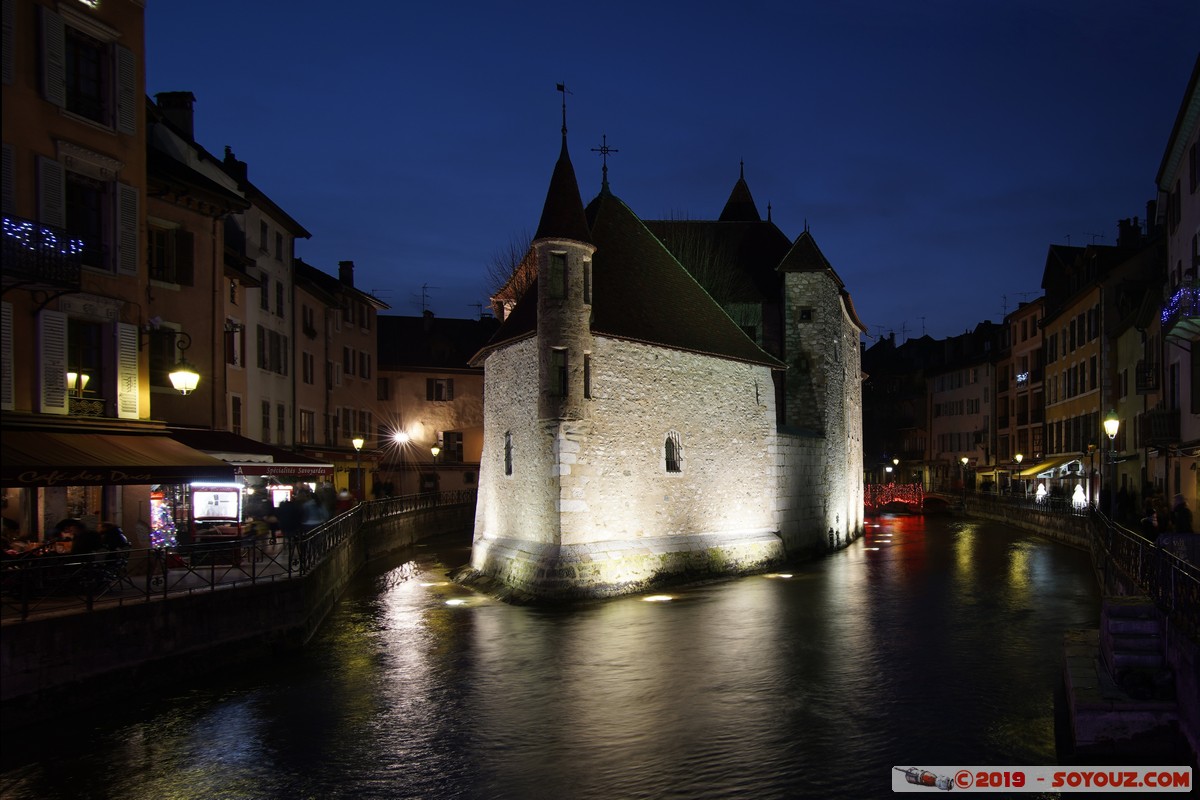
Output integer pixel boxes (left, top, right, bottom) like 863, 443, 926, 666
556, 82, 571, 136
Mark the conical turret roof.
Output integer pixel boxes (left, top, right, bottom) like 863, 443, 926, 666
718, 165, 761, 222
534, 137, 592, 245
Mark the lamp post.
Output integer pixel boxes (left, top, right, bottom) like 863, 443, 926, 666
352, 436, 364, 497
1014, 453, 1024, 499
1103, 410, 1120, 519
960, 456, 969, 501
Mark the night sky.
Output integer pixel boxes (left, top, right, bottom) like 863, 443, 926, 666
146, 2, 1199, 342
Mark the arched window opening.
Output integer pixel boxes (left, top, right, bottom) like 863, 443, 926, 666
504, 431, 513, 476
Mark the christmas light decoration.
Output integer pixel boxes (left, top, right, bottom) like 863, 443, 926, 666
2, 215, 85, 255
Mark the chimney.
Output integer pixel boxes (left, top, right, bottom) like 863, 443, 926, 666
223, 146, 248, 183
423, 309, 434, 331
156, 91, 196, 139
338, 260, 355, 287
1116, 217, 1142, 248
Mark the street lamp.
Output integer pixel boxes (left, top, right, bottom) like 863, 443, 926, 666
1103, 410, 1120, 518
960, 456, 969, 500
352, 436, 364, 497
139, 328, 201, 395
1014, 453, 1024, 498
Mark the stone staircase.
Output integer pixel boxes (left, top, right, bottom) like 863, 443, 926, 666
1062, 596, 1182, 756
1099, 597, 1175, 701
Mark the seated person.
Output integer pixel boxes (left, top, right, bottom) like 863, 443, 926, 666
69, 524, 102, 556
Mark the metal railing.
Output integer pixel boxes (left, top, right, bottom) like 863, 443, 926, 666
1091, 515, 1200, 641
1, 490, 475, 622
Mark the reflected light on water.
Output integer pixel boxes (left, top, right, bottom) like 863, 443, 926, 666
0, 523, 1109, 800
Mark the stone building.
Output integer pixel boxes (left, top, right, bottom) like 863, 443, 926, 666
465, 133, 865, 600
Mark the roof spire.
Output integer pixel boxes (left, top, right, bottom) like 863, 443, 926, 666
767, 201, 772, 222
556, 82, 570, 139
591, 133, 619, 195
719, 160, 761, 222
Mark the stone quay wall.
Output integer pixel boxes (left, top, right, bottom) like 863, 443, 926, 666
0, 503, 474, 731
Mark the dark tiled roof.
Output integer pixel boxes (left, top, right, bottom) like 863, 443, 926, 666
719, 175, 761, 222
380, 314, 500, 370
587, 192, 781, 367
473, 191, 782, 369
294, 258, 389, 309
147, 149, 249, 213
534, 137, 592, 244
643, 219, 791, 302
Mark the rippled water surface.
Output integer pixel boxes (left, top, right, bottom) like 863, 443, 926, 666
1, 515, 1102, 799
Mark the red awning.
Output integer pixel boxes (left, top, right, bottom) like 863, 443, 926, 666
1, 430, 235, 487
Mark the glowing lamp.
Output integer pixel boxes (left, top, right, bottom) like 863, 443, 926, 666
431, 445, 441, 457
351, 436, 365, 452
1103, 410, 1119, 441
960, 456, 969, 466
168, 360, 200, 395
393, 431, 410, 445
1014, 453, 1023, 465
66, 371, 90, 394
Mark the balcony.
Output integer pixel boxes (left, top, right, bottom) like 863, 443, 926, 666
2, 214, 84, 290
1162, 281, 1200, 344
1136, 360, 1158, 394
1138, 407, 1180, 447
69, 396, 109, 418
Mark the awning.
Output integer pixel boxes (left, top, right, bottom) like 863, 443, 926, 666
168, 428, 334, 479
1, 430, 236, 487
1017, 454, 1082, 479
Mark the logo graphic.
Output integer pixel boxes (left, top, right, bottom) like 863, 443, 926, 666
894, 767, 955, 791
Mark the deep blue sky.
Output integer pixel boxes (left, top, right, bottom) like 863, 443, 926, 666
146, 2, 1199, 342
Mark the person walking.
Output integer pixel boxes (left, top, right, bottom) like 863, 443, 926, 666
1171, 494, 1193, 534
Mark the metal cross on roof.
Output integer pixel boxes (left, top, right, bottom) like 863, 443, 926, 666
591, 134, 619, 190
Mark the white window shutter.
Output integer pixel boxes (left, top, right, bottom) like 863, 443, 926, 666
117, 182, 139, 276
39, 6, 65, 108
115, 45, 136, 135
38, 309, 68, 415
1, 301, 13, 411
38, 156, 65, 229
115, 322, 139, 419
1, 0, 13, 86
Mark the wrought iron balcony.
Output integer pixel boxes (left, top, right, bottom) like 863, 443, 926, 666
1162, 281, 1200, 343
1138, 407, 1180, 447
1, 214, 84, 289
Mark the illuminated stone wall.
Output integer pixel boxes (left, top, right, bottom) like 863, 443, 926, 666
780, 271, 865, 551
472, 336, 560, 546
560, 336, 778, 544
470, 335, 788, 597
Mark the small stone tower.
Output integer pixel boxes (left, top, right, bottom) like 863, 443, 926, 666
534, 135, 596, 422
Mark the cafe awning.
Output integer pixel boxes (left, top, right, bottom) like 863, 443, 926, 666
1016, 454, 1082, 479
1, 430, 236, 487
168, 428, 334, 479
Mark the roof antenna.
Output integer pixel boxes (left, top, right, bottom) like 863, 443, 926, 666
591, 133, 618, 193
739, 159, 744, 180
767, 201, 772, 222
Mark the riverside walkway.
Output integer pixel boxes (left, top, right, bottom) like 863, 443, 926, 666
1, 490, 475, 624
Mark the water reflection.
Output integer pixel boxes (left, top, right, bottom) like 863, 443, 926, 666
1, 515, 1100, 799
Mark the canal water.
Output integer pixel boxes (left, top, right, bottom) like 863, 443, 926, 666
1, 515, 1102, 799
